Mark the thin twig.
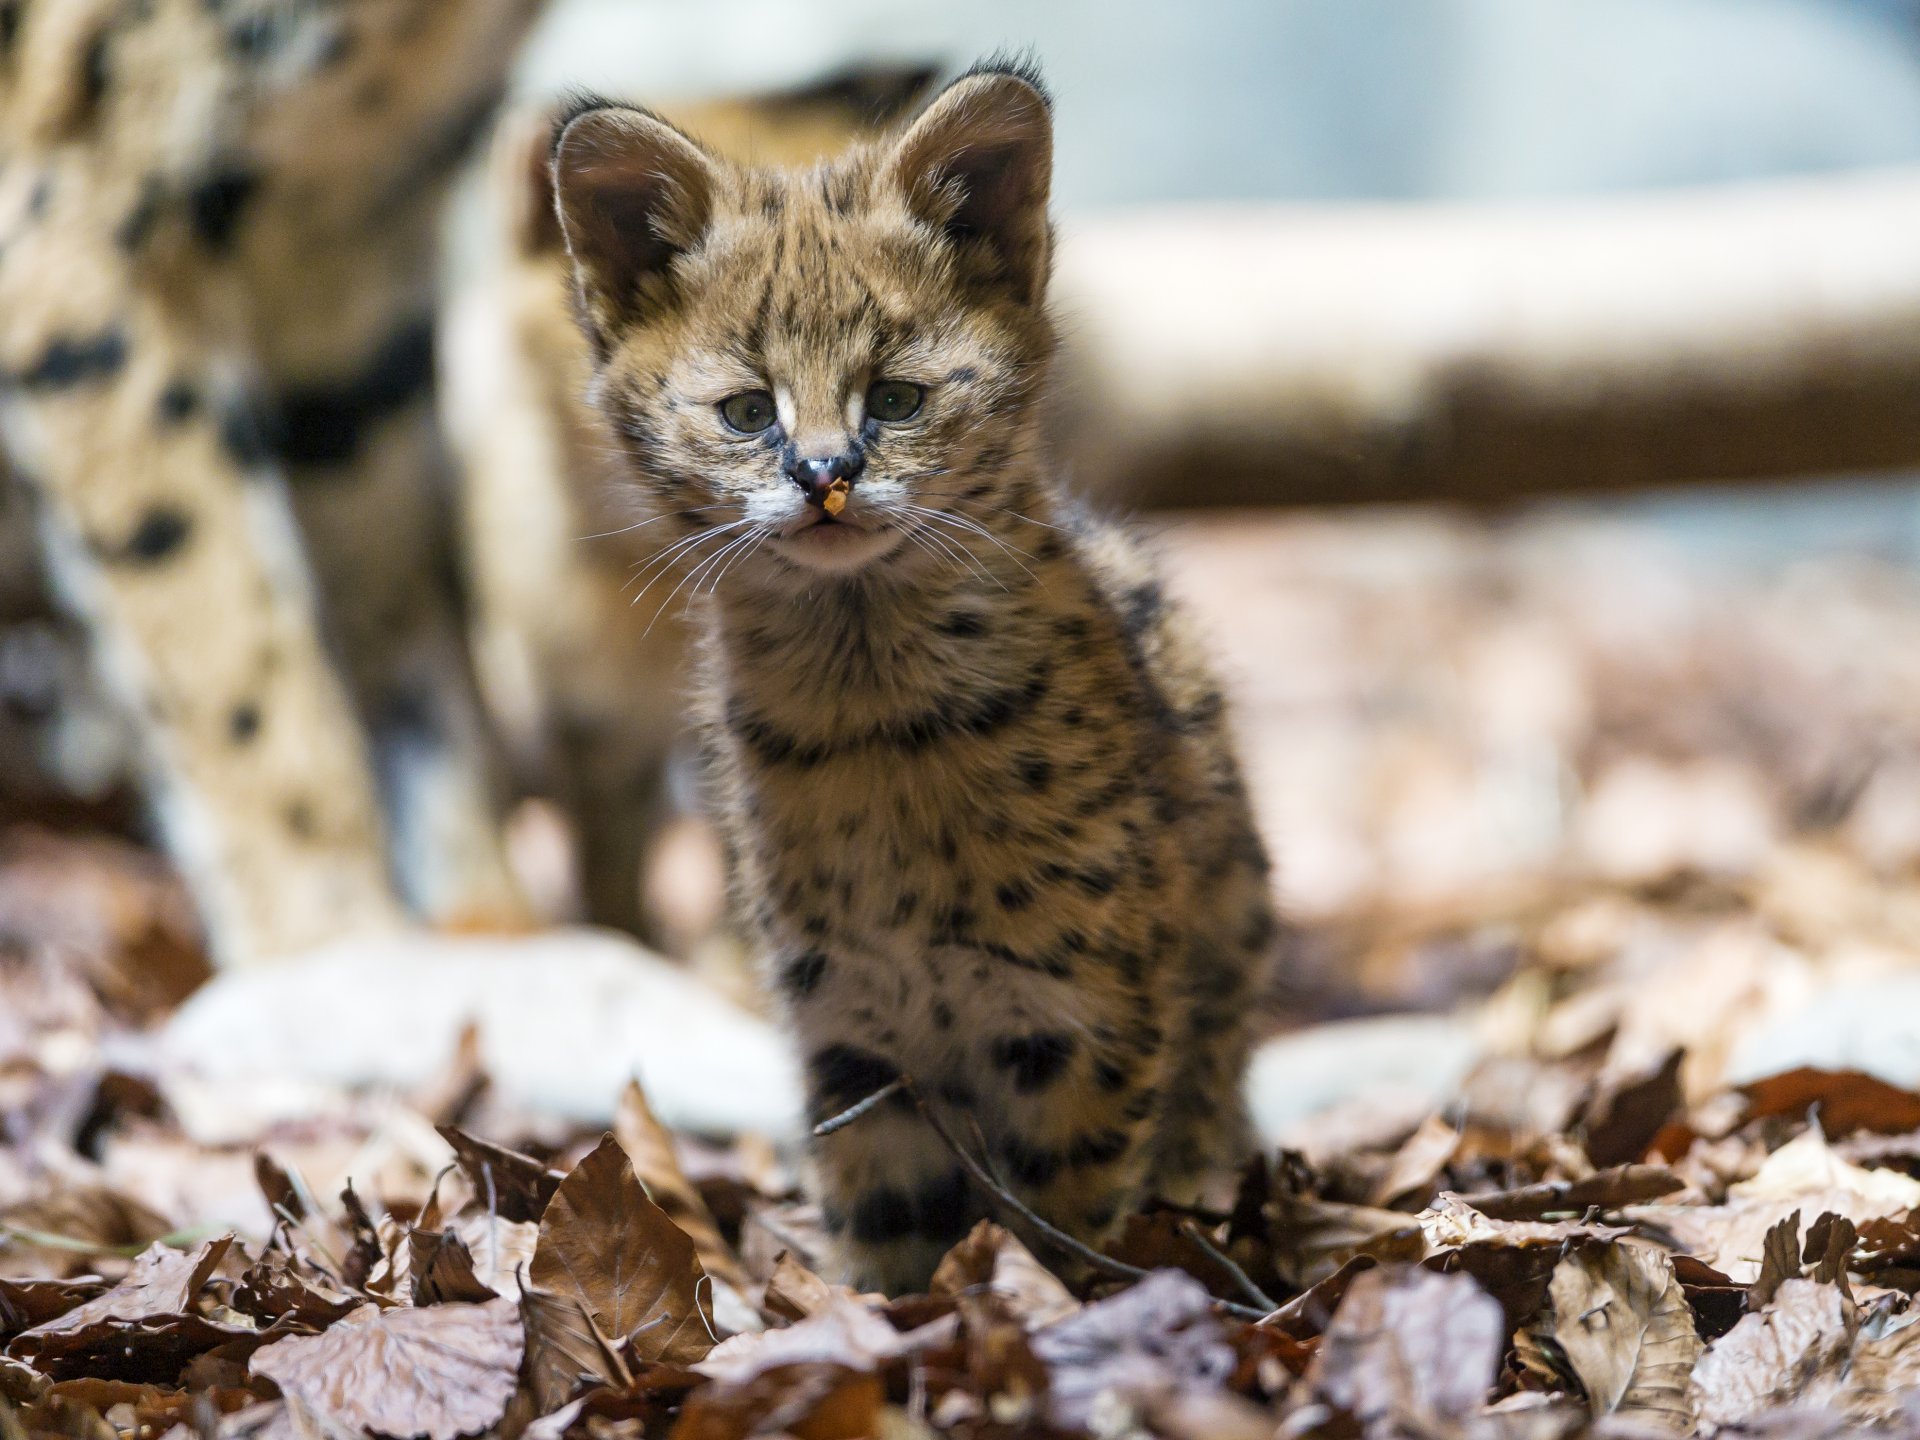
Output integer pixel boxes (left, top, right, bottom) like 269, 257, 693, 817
1179, 1218, 1281, 1313
834, 1077, 1271, 1321
811, 1077, 908, 1137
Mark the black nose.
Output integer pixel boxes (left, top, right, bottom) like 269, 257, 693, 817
785, 450, 865, 505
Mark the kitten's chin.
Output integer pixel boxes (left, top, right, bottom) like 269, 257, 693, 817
768, 520, 902, 575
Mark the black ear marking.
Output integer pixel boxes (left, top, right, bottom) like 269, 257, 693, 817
551, 102, 719, 348
887, 66, 1054, 304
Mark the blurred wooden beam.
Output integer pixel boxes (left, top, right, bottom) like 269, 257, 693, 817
1052, 169, 1920, 507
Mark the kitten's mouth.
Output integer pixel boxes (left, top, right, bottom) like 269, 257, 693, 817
770, 510, 901, 573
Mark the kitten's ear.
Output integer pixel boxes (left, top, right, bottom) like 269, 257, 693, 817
551, 103, 718, 347
885, 67, 1053, 305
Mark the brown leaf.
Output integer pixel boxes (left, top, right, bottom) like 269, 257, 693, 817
1265, 1193, 1425, 1289
1751, 1211, 1804, 1309
1832, 1309, 1920, 1425
529, 1134, 712, 1365
1741, 1068, 1920, 1139
695, 1293, 951, 1386
614, 1081, 750, 1293
669, 1362, 883, 1440
760, 1253, 868, 1325
1308, 1264, 1502, 1427
1581, 1050, 1685, 1168
518, 1283, 631, 1415
1531, 1243, 1702, 1431
231, 1262, 358, 1330
1803, 1213, 1858, 1296
249, 1300, 522, 1440
436, 1127, 562, 1225
1689, 1279, 1857, 1429
10, 1238, 231, 1350
407, 1231, 496, 1306
449, 1213, 538, 1302
929, 1222, 1079, 1331
0, 1279, 107, 1342
1368, 1115, 1461, 1209
0, 1187, 175, 1275
1029, 1270, 1235, 1432
1259, 1255, 1377, 1340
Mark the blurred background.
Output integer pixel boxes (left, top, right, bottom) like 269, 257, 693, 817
11, 0, 1920, 1143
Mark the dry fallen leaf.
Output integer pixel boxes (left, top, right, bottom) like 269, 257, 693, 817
250, 1300, 523, 1440
1688, 1279, 1856, 1429
1309, 1264, 1503, 1428
614, 1079, 750, 1293
529, 1133, 713, 1366
1531, 1242, 1702, 1432
1029, 1270, 1235, 1432
694, 1292, 952, 1387
519, 1282, 632, 1414
929, 1222, 1079, 1332
9, 1237, 230, 1350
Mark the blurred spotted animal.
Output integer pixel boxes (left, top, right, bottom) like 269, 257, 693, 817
0, 0, 543, 963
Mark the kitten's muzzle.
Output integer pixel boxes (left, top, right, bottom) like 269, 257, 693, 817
786, 450, 866, 508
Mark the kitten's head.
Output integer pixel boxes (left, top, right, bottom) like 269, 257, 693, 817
551, 62, 1055, 585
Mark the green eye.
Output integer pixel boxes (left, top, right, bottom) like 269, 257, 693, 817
719, 390, 777, 434
866, 380, 924, 423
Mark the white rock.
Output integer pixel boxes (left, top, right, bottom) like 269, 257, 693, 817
161, 928, 804, 1140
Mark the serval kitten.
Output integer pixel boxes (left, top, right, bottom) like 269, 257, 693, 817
552, 62, 1277, 1292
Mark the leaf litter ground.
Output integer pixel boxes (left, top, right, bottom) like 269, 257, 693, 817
11, 509, 1920, 1436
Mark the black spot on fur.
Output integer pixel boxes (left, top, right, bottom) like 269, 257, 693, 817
188, 167, 260, 252
780, 951, 829, 1000
218, 396, 280, 470
286, 801, 317, 839
1000, 1135, 1061, 1187
733, 663, 1052, 768
1123, 584, 1165, 635
1122, 1088, 1160, 1122
120, 507, 192, 564
17, 330, 128, 389
991, 1032, 1075, 1092
946, 366, 979, 384
914, 1170, 973, 1242
272, 318, 435, 467
1068, 1128, 1130, 1168
229, 703, 261, 743
116, 178, 164, 252
849, 1186, 914, 1243
936, 1076, 973, 1105
995, 878, 1034, 911
937, 610, 987, 638
0, 4, 19, 53
157, 381, 199, 424
806, 1044, 902, 1126
1094, 1058, 1133, 1092
1016, 756, 1052, 792
81, 34, 109, 112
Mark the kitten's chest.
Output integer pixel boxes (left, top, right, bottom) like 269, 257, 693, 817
746, 747, 1002, 943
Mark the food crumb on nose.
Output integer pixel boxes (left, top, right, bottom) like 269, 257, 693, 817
823, 479, 850, 517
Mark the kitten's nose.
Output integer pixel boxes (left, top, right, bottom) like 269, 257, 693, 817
785, 450, 865, 506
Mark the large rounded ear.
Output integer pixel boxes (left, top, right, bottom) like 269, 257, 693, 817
885, 67, 1053, 306
551, 103, 717, 350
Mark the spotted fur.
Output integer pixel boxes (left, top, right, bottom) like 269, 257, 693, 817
0, 0, 537, 962
553, 62, 1277, 1291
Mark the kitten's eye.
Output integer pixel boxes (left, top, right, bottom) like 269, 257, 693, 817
866, 380, 924, 423
719, 390, 777, 434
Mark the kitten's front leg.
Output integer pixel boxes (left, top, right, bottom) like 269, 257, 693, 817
802, 1045, 980, 1293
